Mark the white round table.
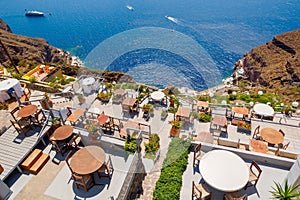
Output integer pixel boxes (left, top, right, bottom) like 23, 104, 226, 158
253, 103, 274, 117
151, 91, 165, 101
199, 150, 249, 192
81, 77, 95, 94
0, 78, 23, 98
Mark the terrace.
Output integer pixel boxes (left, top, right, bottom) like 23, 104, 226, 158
0, 77, 299, 199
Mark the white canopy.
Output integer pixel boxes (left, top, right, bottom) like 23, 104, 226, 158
253, 103, 274, 117
0, 79, 23, 102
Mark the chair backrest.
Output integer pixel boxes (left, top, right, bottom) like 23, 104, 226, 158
106, 155, 114, 173
252, 125, 260, 139
68, 133, 81, 149
65, 151, 73, 172
192, 181, 203, 199
283, 142, 290, 150
35, 109, 46, 121
10, 107, 20, 121
50, 139, 64, 155
279, 129, 285, 137
250, 161, 262, 179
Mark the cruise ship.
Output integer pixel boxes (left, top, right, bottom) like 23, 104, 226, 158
25, 11, 44, 17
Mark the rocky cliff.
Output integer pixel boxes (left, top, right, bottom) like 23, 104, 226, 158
0, 19, 135, 83
235, 29, 300, 103
0, 19, 78, 75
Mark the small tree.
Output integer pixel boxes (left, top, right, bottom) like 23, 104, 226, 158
270, 180, 300, 200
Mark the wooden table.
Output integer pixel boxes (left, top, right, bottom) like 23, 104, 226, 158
119, 120, 140, 138
249, 139, 268, 154
197, 101, 209, 108
97, 114, 110, 126
176, 107, 191, 119
211, 115, 227, 127
193, 132, 214, 144
52, 125, 73, 141
232, 107, 248, 115
70, 145, 106, 175
122, 97, 138, 112
17, 105, 37, 118
260, 128, 284, 145
66, 108, 86, 123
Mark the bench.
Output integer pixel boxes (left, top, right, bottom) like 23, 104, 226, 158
217, 137, 240, 149
21, 149, 50, 175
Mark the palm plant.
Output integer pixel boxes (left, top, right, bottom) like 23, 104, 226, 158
270, 180, 300, 200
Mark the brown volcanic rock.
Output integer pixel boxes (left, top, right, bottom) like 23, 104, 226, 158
0, 19, 79, 76
236, 29, 300, 103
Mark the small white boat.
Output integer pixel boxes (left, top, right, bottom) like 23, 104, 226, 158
25, 11, 44, 17
165, 15, 179, 23
126, 5, 134, 11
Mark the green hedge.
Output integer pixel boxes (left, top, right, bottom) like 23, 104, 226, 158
153, 138, 190, 200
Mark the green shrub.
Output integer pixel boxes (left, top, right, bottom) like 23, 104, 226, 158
168, 107, 177, 114
124, 136, 137, 153
153, 138, 190, 200
198, 113, 211, 122
145, 134, 160, 153
28, 76, 36, 83
12, 73, 22, 80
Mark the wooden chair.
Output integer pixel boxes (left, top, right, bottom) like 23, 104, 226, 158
10, 120, 31, 136
97, 155, 114, 179
282, 142, 290, 150
224, 193, 247, 200
193, 143, 202, 166
245, 161, 262, 189
192, 181, 212, 200
252, 125, 261, 140
72, 173, 94, 192
0, 164, 4, 174
32, 109, 47, 127
10, 106, 20, 122
67, 133, 82, 150
279, 129, 285, 137
49, 139, 68, 156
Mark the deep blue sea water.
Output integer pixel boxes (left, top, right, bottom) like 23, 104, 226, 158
1, 0, 299, 90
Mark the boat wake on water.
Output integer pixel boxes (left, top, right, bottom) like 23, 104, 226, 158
126, 5, 134, 11
165, 15, 179, 24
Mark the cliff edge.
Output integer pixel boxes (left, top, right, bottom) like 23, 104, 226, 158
235, 29, 300, 103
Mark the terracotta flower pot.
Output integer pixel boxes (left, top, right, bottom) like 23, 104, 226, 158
41, 98, 53, 110
170, 127, 180, 137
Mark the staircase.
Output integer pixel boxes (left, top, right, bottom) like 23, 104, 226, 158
21, 149, 50, 175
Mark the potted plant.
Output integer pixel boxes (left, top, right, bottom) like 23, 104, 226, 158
161, 109, 168, 120
77, 94, 86, 104
270, 180, 300, 200
284, 105, 292, 116
169, 120, 182, 137
237, 121, 251, 134
50, 117, 61, 130
98, 91, 112, 103
41, 92, 53, 110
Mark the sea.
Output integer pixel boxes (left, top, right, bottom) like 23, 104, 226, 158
0, 0, 299, 90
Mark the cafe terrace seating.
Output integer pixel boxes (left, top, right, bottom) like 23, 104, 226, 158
192, 181, 212, 200
66, 151, 95, 192
244, 161, 262, 190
